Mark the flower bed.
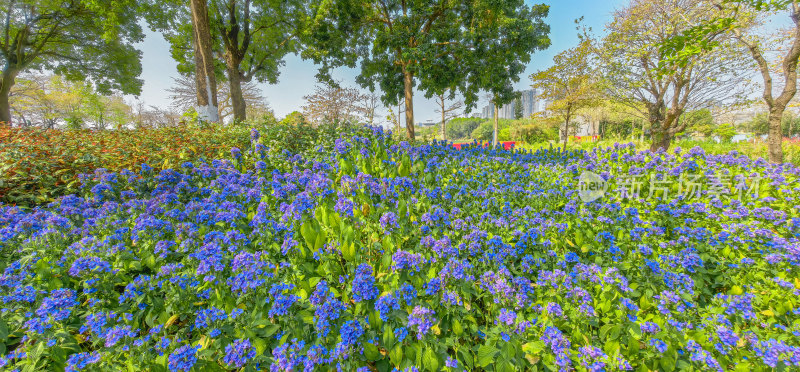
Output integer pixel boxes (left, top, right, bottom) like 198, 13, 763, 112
0, 129, 799, 371
451, 141, 516, 150
0, 126, 252, 206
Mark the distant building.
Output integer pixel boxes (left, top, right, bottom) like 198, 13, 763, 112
480, 89, 546, 119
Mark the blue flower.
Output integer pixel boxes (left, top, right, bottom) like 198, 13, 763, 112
339, 319, 364, 346
408, 306, 436, 340
224, 339, 256, 368
168, 345, 199, 372
351, 264, 378, 302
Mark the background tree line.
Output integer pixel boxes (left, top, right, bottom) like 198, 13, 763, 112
0, 0, 552, 145
3, 0, 800, 162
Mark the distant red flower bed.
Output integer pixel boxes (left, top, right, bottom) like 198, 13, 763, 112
452, 141, 516, 150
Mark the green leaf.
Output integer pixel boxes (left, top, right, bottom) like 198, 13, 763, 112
477, 345, 498, 368
342, 241, 356, 261
383, 324, 396, 347
390, 345, 404, 367
522, 340, 544, 355
423, 348, 439, 372
364, 343, 381, 361
300, 220, 317, 249
452, 319, 463, 336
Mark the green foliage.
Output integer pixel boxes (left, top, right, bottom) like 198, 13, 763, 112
714, 122, 737, 143
146, 0, 307, 85
471, 119, 513, 141
498, 127, 511, 142
12, 75, 133, 130
599, 118, 637, 140
446, 117, 483, 140
0, 0, 145, 94
741, 112, 800, 137
304, 0, 551, 111
657, 0, 790, 71
279, 111, 309, 126
684, 109, 716, 137
512, 120, 559, 143
513, 98, 524, 120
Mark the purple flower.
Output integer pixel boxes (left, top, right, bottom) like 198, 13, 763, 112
392, 250, 423, 273
224, 339, 256, 368
650, 339, 668, 353
408, 306, 436, 340
541, 327, 572, 368
375, 294, 400, 321
497, 308, 517, 326
380, 212, 398, 232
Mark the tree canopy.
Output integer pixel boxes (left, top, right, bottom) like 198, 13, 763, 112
0, 0, 145, 125
303, 0, 550, 140
658, 0, 800, 162
599, 0, 749, 152
532, 38, 603, 150
147, 0, 308, 122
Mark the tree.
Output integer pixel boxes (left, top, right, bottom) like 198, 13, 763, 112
361, 92, 382, 126
532, 39, 603, 151
742, 111, 800, 137
600, 0, 749, 152
660, 1, 800, 163
434, 90, 464, 140
304, 0, 550, 140
684, 109, 715, 137
149, 0, 307, 122
131, 101, 183, 128
514, 97, 523, 120
302, 82, 368, 125
0, 0, 144, 126
8, 73, 59, 128
190, 0, 220, 122
167, 75, 269, 123
9, 73, 133, 129
210, 0, 306, 121
446, 117, 483, 139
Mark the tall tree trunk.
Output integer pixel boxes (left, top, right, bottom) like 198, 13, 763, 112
190, 0, 219, 123
402, 65, 415, 140
493, 104, 499, 148
768, 107, 785, 163
650, 111, 683, 152
227, 65, 247, 122
562, 111, 570, 152
440, 103, 446, 141
650, 123, 672, 152
0, 68, 18, 126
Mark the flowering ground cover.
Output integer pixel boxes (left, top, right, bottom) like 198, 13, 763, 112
0, 126, 252, 207
1, 125, 799, 371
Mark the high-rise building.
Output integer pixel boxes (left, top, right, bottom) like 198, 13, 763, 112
480, 89, 545, 119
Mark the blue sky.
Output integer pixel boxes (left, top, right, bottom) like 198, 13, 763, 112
133, 0, 627, 124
